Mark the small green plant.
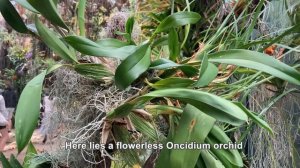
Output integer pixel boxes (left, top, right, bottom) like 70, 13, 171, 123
0, 142, 51, 168
0, 0, 299, 167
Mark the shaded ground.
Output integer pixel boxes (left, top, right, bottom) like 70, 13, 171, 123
2, 129, 55, 163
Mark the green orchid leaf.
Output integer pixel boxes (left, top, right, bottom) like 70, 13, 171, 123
77, 0, 86, 36
126, 16, 135, 35
115, 43, 151, 90
152, 35, 169, 47
15, 65, 63, 152
27, 154, 51, 168
46, 64, 64, 74
28, 0, 68, 30
208, 49, 300, 85
15, 71, 46, 152
113, 126, 141, 167
115, 31, 131, 42
0, 0, 28, 33
9, 155, 23, 168
168, 28, 180, 61
96, 38, 129, 48
14, 0, 39, 13
195, 154, 206, 168
35, 18, 77, 63
23, 142, 37, 168
108, 89, 248, 126
200, 150, 225, 168
74, 63, 114, 80
150, 58, 180, 70
0, 153, 12, 168
145, 105, 183, 115
129, 113, 158, 140
52, 0, 59, 6
140, 89, 248, 126
205, 125, 244, 167
107, 103, 135, 119
155, 11, 201, 33
149, 58, 198, 76
234, 102, 273, 135
64, 35, 136, 60
148, 77, 194, 89
156, 104, 216, 168
195, 54, 218, 87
